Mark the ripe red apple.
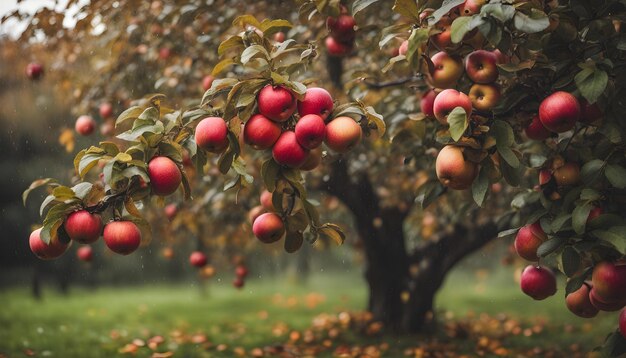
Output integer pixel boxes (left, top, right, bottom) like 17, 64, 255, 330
435, 145, 478, 190
100, 119, 115, 137
465, 50, 499, 84
77, 246, 94, 262
233, 277, 245, 289
514, 222, 547, 262
252, 213, 285, 244
75, 115, 96, 136
520, 265, 557, 300
273, 32, 286, 43
460, 0, 486, 15
202, 75, 214, 91
103, 221, 142, 255
468, 83, 500, 111
525, 114, 552, 141
420, 89, 437, 117
29, 228, 70, 260
325, 36, 353, 57
431, 17, 452, 50
326, 14, 356, 42
432, 89, 472, 125
235, 265, 249, 278
189, 251, 208, 267
99, 103, 114, 119
592, 262, 626, 302
620, 309, 626, 339
300, 147, 323, 171
295, 114, 326, 149
297, 87, 334, 121
324, 116, 362, 153
553, 162, 580, 186
148, 156, 182, 196
257, 85, 296, 122
195, 116, 229, 153
587, 206, 603, 223
565, 283, 599, 318
579, 98, 603, 125
538, 168, 552, 186
243, 114, 281, 150
159, 47, 171, 60
492, 49, 509, 64
272, 131, 309, 168
248, 205, 266, 224
429, 52, 463, 89
164, 203, 178, 220
539, 91, 580, 133
26, 62, 44, 80
398, 40, 409, 56
260, 190, 275, 211
590, 288, 626, 311
64, 210, 103, 244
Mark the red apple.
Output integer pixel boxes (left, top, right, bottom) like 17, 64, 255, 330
431, 17, 452, 50
164, 203, 178, 220
29, 228, 70, 260
468, 83, 500, 111
233, 276, 245, 289
257, 85, 296, 122
103, 221, 142, 255
587, 206, 603, 223
465, 50, 499, 84
248, 205, 266, 224
189, 251, 208, 267
243, 114, 281, 150
295, 114, 326, 149
148, 156, 182, 196
195, 116, 229, 153
435, 145, 478, 190
590, 288, 626, 311
77, 246, 93, 262
432, 89, 472, 125
272, 131, 309, 168
429, 52, 463, 89
300, 147, 323, 171
75, 115, 96, 136
252, 213, 285, 244
514, 222, 547, 262
273, 32, 286, 43
492, 49, 509, 64
525, 114, 552, 140
325, 36, 353, 57
99, 103, 114, 119
202, 75, 214, 91
326, 14, 356, 42
64, 210, 103, 244
398, 40, 409, 56
100, 119, 115, 137
260, 190, 275, 211
26, 62, 44, 80
579, 98, 603, 125
592, 262, 626, 302
565, 283, 598, 318
520, 265, 557, 300
159, 47, 171, 60
539, 168, 552, 186
420, 90, 437, 117
235, 265, 249, 278
297, 87, 334, 121
324, 116, 362, 153
553, 162, 580, 187
460, 0, 486, 16
539, 91, 580, 133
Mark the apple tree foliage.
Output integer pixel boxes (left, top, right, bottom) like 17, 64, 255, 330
9, 0, 626, 352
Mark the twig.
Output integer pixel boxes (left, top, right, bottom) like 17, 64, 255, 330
363, 74, 424, 89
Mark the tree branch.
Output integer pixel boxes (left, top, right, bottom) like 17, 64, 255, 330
363, 74, 425, 90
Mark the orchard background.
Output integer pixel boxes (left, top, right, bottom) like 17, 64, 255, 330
2, 0, 626, 356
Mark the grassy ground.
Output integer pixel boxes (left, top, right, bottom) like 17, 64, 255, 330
0, 266, 617, 357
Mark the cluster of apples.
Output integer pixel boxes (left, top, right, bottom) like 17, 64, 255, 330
29, 210, 142, 260
74, 102, 116, 137
418, 48, 502, 190
325, 11, 356, 57
248, 190, 285, 244
233, 262, 249, 289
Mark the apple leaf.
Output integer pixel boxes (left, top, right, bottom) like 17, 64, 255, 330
565, 274, 586, 296
115, 106, 144, 128
352, 0, 379, 15
392, 0, 420, 22
284, 230, 304, 253
592, 226, 626, 254
428, 0, 465, 26
480, 4, 515, 23
23, 178, 58, 206
572, 202, 592, 235
406, 27, 429, 68
575, 65, 608, 104
513, 9, 550, 33
559, 246, 581, 277
605, 164, 626, 189
450, 16, 476, 44
447, 107, 468, 141
471, 165, 489, 207
580, 159, 604, 184
537, 236, 565, 257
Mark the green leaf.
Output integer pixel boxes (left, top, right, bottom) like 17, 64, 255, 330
259, 19, 292, 35
303, 199, 320, 226
211, 58, 236, 76
492, 120, 520, 168
580, 159, 604, 185
71, 182, 92, 200
78, 153, 104, 178
284, 231, 304, 253
575, 66, 608, 104
23, 178, 57, 205
593, 226, 626, 254
240, 45, 270, 65
605, 164, 626, 189
551, 213, 572, 233
416, 181, 445, 209
537, 237, 565, 257
471, 165, 489, 207
559, 246, 581, 277
115, 106, 144, 128
498, 227, 519, 238
364, 106, 386, 135
116, 122, 165, 142
447, 106, 469, 141
217, 35, 245, 56
218, 150, 236, 175
565, 275, 586, 296
450, 16, 473, 44
580, 188, 601, 201
572, 203, 592, 235
428, 0, 464, 25
406, 27, 429, 68
513, 9, 550, 33
352, 0, 379, 15
392, 0, 420, 21
480, 3, 515, 22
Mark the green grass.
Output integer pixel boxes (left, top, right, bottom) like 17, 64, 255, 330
0, 267, 616, 357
